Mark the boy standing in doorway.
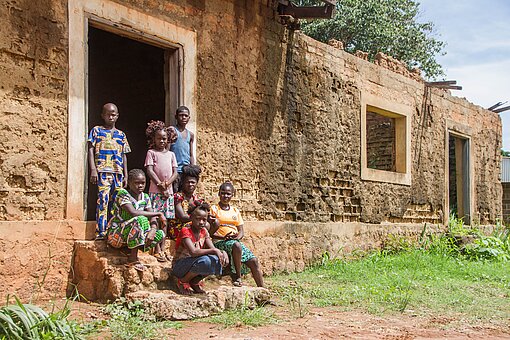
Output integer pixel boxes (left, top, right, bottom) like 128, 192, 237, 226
88, 103, 131, 240
171, 106, 195, 191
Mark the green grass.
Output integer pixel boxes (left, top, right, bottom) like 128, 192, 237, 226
99, 299, 183, 340
269, 250, 510, 324
204, 305, 277, 328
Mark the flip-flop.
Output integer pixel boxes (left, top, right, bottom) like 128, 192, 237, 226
126, 261, 146, 272
177, 279, 193, 295
190, 279, 205, 294
154, 252, 167, 262
233, 278, 242, 287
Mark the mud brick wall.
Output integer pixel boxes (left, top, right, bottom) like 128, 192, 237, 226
0, 0, 502, 298
0, 0, 68, 220
366, 112, 396, 172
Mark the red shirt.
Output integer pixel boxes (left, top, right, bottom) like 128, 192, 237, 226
174, 226, 210, 260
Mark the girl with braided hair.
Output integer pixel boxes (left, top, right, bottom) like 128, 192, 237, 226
172, 200, 228, 294
106, 169, 166, 272
167, 164, 215, 239
144, 120, 178, 262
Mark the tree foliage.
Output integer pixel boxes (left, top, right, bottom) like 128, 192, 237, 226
295, 0, 446, 78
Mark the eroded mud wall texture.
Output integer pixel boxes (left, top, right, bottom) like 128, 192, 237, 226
0, 0, 71, 300
0, 0, 68, 220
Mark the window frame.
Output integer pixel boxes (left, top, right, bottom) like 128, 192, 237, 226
360, 93, 412, 186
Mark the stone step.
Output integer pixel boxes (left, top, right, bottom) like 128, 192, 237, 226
125, 286, 271, 320
69, 240, 175, 302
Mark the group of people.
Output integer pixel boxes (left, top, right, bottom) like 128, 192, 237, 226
87, 103, 263, 294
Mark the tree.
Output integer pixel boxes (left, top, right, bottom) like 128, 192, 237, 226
295, 0, 446, 79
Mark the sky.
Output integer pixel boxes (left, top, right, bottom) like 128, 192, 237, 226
417, 0, 510, 149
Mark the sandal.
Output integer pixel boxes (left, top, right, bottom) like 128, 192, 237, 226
177, 279, 193, 295
126, 261, 146, 272
190, 278, 205, 294
154, 252, 167, 262
233, 277, 242, 287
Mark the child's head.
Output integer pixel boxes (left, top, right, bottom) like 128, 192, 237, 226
188, 200, 210, 229
218, 181, 235, 205
127, 169, 146, 194
101, 103, 119, 127
145, 120, 177, 150
175, 106, 190, 127
180, 165, 202, 194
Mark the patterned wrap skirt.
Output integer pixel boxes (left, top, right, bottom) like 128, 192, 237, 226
213, 239, 255, 275
107, 215, 164, 250
149, 193, 175, 219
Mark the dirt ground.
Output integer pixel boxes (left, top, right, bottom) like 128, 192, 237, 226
169, 308, 510, 340
70, 301, 510, 340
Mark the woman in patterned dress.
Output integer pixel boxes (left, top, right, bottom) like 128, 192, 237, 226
106, 169, 167, 272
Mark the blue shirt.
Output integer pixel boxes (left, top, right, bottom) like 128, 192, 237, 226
170, 127, 191, 173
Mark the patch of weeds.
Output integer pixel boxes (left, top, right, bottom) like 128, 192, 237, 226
205, 293, 276, 328
102, 298, 182, 340
273, 280, 309, 317
206, 305, 276, 328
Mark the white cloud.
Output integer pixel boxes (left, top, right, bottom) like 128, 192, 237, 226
418, 0, 510, 149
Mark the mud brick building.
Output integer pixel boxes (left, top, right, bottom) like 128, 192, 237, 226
0, 0, 502, 299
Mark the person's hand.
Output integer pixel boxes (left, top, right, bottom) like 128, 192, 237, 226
225, 231, 238, 240
122, 177, 128, 188
90, 169, 98, 185
146, 227, 157, 245
216, 249, 229, 267
158, 213, 167, 227
221, 250, 229, 266
162, 189, 170, 200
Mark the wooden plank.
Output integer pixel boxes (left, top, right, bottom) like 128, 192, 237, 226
494, 105, 510, 113
279, 5, 335, 19
425, 80, 457, 86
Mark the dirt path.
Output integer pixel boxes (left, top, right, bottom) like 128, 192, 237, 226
167, 307, 510, 340
68, 299, 509, 339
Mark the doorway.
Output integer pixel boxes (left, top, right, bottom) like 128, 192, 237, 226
448, 133, 471, 223
86, 25, 177, 221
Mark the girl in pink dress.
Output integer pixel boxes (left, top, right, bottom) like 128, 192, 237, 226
144, 120, 178, 262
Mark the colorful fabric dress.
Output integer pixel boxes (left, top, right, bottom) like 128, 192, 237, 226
144, 149, 178, 219
167, 192, 201, 240
106, 188, 164, 250
88, 126, 131, 236
210, 204, 255, 275
172, 226, 222, 278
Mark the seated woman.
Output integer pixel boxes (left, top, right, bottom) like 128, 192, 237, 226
209, 182, 264, 287
172, 201, 229, 294
106, 169, 167, 272
167, 164, 205, 240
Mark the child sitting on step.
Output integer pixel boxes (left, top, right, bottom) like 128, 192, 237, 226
172, 201, 229, 295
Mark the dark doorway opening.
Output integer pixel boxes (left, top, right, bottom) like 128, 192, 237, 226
86, 26, 168, 221
448, 134, 471, 223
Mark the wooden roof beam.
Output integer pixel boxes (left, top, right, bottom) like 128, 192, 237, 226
278, 0, 336, 20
